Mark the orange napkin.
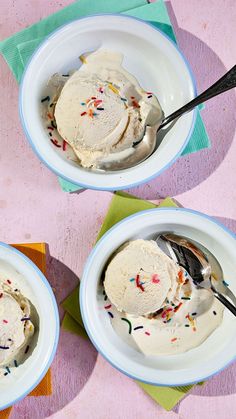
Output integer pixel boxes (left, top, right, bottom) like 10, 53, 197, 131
0, 243, 52, 418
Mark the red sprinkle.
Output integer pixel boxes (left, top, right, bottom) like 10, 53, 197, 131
0, 293, 3, 298
132, 100, 140, 109
7, 280, 11, 284
47, 112, 53, 120
146, 92, 152, 95
50, 139, 61, 148
145, 332, 150, 336
63, 140, 67, 151
104, 304, 112, 310
171, 337, 177, 342
135, 274, 145, 292
151, 274, 160, 284
193, 327, 196, 332
81, 111, 87, 116
47, 126, 54, 131
3, 320, 8, 324
91, 96, 96, 100
174, 302, 183, 312
131, 96, 135, 99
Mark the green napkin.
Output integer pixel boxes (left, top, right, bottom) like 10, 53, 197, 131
61, 192, 198, 410
0, 0, 210, 193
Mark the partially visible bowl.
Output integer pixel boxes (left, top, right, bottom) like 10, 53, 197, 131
19, 14, 196, 191
0, 243, 59, 410
80, 208, 236, 386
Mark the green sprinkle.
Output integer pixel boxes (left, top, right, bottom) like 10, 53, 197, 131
223, 280, 229, 287
129, 278, 135, 282
81, 102, 86, 105
181, 297, 191, 300
121, 318, 132, 334
121, 97, 127, 101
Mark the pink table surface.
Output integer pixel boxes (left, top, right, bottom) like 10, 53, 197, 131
0, 0, 236, 418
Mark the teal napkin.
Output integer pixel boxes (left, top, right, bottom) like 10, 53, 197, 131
0, 0, 210, 192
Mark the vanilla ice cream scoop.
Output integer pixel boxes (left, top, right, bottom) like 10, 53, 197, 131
104, 239, 179, 316
0, 279, 34, 367
52, 49, 163, 168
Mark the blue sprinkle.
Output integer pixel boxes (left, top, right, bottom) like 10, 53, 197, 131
4, 372, 8, 376
223, 280, 229, 287
134, 326, 144, 331
80, 102, 86, 105
121, 97, 127, 101
129, 278, 135, 282
14, 360, 18, 367
5, 366, 10, 374
108, 312, 114, 318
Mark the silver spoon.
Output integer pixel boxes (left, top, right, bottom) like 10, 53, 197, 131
156, 232, 236, 316
99, 65, 236, 171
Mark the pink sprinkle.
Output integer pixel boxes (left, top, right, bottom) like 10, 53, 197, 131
104, 304, 112, 310
151, 274, 160, 284
3, 320, 8, 324
161, 311, 167, 318
145, 331, 150, 336
7, 280, 11, 284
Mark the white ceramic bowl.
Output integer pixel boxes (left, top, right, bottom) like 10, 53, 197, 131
19, 14, 197, 191
80, 208, 236, 386
0, 243, 59, 410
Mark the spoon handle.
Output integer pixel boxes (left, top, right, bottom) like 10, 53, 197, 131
160, 65, 236, 129
211, 285, 236, 316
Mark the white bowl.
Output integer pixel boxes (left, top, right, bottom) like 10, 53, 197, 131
19, 14, 196, 191
80, 208, 236, 386
0, 243, 59, 410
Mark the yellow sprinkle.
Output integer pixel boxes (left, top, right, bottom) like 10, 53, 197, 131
108, 83, 119, 95
79, 54, 87, 64
211, 272, 218, 281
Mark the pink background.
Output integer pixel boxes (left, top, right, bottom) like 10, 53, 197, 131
0, 0, 236, 418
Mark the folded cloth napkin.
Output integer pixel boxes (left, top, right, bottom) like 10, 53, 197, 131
0, 0, 210, 193
0, 243, 52, 418
61, 192, 205, 411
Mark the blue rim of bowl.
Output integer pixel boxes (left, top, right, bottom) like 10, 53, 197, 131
80, 207, 236, 386
19, 13, 197, 191
0, 242, 60, 411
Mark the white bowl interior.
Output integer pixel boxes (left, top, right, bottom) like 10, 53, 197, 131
20, 15, 196, 190
81, 209, 236, 386
0, 244, 59, 409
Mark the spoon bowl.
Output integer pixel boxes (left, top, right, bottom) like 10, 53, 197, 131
156, 232, 236, 316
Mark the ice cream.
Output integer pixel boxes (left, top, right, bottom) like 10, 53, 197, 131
42, 49, 163, 168
104, 240, 179, 316
0, 278, 34, 375
103, 239, 224, 355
